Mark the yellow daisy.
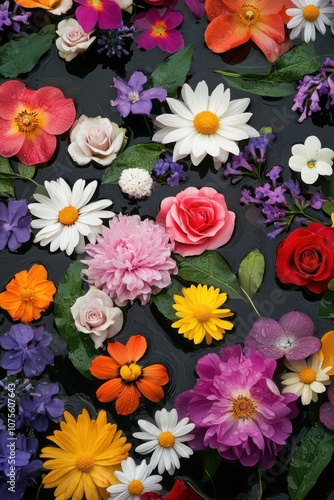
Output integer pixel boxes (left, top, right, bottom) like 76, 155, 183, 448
171, 284, 234, 345
40, 409, 131, 500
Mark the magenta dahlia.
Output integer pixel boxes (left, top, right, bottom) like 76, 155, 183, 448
175, 345, 298, 469
82, 214, 177, 306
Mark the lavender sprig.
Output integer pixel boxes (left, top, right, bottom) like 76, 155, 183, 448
97, 22, 135, 58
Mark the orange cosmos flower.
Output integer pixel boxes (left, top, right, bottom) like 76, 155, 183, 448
90, 335, 169, 415
204, 0, 293, 62
0, 264, 56, 323
0, 80, 76, 166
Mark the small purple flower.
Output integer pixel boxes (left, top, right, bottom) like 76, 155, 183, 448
244, 311, 321, 361
97, 22, 135, 58
266, 165, 282, 186
283, 179, 301, 198
110, 71, 167, 118
0, 324, 54, 378
18, 382, 64, 432
310, 191, 328, 210
0, 198, 31, 252
153, 153, 186, 186
0, 2, 31, 36
134, 8, 184, 54
244, 128, 275, 163
267, 186, 286, 205
320, 382, 334, 431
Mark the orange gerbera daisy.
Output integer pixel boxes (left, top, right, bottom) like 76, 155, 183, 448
90, 335, 169, 415
0, 264, 56, 323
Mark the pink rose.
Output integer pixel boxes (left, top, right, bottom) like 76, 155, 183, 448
156, 186, 235, 257
70, 287, 123, 348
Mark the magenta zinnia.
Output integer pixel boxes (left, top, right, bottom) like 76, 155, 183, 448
175, 345, 298, 469
82, 214, 178, 306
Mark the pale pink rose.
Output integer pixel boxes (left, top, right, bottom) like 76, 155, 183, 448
56, 19, 96, 62
70, 287, 124, 348
156, 186, 235, 257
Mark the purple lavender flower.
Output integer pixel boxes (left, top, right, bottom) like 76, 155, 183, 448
0, 1, 31, 36
283, 179, 301, 198
0, 324, 54, 378
97, 21, 135, 58
244, 311, 321, 361
0, 198, 31, 252
110, 71, 167, 117
267, 186, 286, 205
244, 127, 275, 163
153, 153, 186, 186
310, 191, 328, 210
18, 382, 64, 432
320, 382, 334, 431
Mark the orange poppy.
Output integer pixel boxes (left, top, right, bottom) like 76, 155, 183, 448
204, 0, 293, 62
0, 264, 56, 323
318, 330, 334, 376
90, 335, 169, 415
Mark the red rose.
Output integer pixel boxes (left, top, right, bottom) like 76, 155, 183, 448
275, 222, 334, 294
156, 186, 235, 257
166, 479, 202, 499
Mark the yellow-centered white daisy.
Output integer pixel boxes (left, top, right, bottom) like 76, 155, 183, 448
286, 0, 334, 42
133, 408, 195, 475
152, 81, 259, 169
28, 178, 114, 256
288, 135, 334, 184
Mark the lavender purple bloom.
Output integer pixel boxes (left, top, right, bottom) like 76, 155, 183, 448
18, 382, 64, 432
0, 1, 31, 38
0, 198, 31, 252
153, 153, 186, 186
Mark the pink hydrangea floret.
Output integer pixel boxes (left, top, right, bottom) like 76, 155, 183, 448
82, 214, 178, 306
175, 345, 298, 469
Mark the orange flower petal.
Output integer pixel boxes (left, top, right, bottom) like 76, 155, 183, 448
115, 384, 141, 415
253, 14, 285, 42
17, 132, 57, 166
205, 0, 229, 21
90, 356, 120, 380
107, 340, 130, 365
249, 26, 285, 62
28, 264, 48, 283
96, 378, 125, 403
136, 378, 165, 403
14, 0, 59, 9
141, 364, 170, 386
204, 15, 249, 54
319, 330, 334, 376
31, 87, 76, 135
125, 335, 147, 362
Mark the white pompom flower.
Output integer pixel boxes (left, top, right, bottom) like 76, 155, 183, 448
118, 168, 153, 199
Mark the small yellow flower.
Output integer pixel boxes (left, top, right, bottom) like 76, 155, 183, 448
172, 284, 234, 345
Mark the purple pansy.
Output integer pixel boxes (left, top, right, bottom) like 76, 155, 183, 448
0, 324, 54, 378
0, 198, 31, 252
110, 71, 167, 117
320, 382, 334, 431
244, 311, 321, 361
134, 8, 184, 53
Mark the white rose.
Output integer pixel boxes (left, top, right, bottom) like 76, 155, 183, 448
70, 287, 124, 349
56, 19, 96, 62
68, 114, 127, 166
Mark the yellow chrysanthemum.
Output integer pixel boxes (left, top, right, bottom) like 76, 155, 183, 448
40, 409, 131, 500
171, 284, 234, 345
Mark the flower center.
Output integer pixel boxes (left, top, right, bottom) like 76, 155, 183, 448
303, 5, 320, 22
193, 111, 219, 135
236, 4, 261, 26
194, 304, 212, 322
128, 91, 140, 103
75, 453, 95, 472
20, 288, 34, 302
58, 206, 79, 225
88, 0, 103, 10
14, 110, 39, 134
299, 367, 316, 384
120, 363, 142, 381
231, 395, 257, 420
307, 160, 316, 168
151, 21, 167, 38
158, 431, 175, 448
128, 479, 144, 496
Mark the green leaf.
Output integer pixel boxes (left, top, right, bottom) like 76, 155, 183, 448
148, 45, 194, 97
18, 163, 36, 179
238, 249, 265, 299
102, 143, 165, 184
33, 183, 49, 196
175, 251, 245, 301
322, 201, 334, 217
328, 279, 334, 292
288, 422, 334, 500
151, 278, 184, 321
201, 450, 223, 483
0, 157, 14, 197
0, 27, 55, 78
54, 261, 96, 379
317, 290, 334, 318
215, 44, 320, 97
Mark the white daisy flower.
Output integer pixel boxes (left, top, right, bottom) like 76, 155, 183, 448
286, 0, 334, 42
106, 457, 162, 500
118, 168, 153, 199
28, 178, 114, 255
288, 135, 334, 184
281, 353, 332, 405
152, 80, 259, 170
133, 408, 195, 475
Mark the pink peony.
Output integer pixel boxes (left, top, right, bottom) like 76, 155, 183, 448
82, 214, 178, 306
156, 186, 235, 257
175, 345, 298, 469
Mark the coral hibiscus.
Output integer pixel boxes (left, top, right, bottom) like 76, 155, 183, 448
90, 334, 169, 415
0, 80, 76, 166
204, 0, 293, 62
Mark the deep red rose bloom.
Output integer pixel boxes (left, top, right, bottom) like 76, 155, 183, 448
275, 222, 334, 294
140, 479, 202, 500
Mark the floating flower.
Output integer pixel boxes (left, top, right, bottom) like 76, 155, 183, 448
133, 7, 184, 53
97, 21, 135, 58
288, 135, 334, 184
41, 409, 131, 499
319, 381, 334, 430
286, 0, 334, 42
175, 345, 298, 469
111, 71, 167, 118
106, 457, 162, 500
0, 198, 31, 252
28, 178, 114, 256
281, 353, 331, 405
74, 0, 122, 32
0, 80, 76, 166
118, 168, 153, 199
244, 311, 321, 361
204, 0, 292, 62
318, 330, 334, 375
0, 323, 54, 377
82, 214, 177, 306
0, 264, 56, 324
56, 18, 96, 61
171, 284, 234, 345
152, 80, 259, 169
133, 408, 195, 475
14, 0, 72, 15
19, 382, 64, 432
89, 335, 169, 415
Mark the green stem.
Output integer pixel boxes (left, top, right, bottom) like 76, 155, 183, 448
257, 464, 263, 500
0, 172, 38, 186
35, 481, 43, 500
241, 286, 261, 317
143, 115, 153, 136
